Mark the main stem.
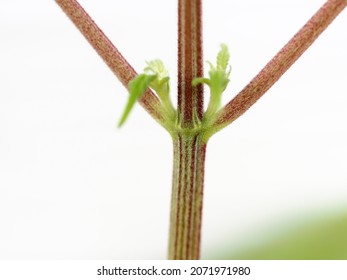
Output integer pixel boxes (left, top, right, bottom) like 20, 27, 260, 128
169, 134, 206, 259
168, 0, 205, 260
177, 0, 204, 125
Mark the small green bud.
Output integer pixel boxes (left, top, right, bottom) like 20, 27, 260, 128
192, 44, 232, 120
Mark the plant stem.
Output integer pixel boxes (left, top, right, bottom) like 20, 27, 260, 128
177, 0, 204, 126
55, 0, 163, 123
213, 0, 346, 132
55, 0, 346, 260
168, 0, 206, 260
169, 134, 206, 260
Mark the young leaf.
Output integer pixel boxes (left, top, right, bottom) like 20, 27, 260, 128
192, 44, 232, 120
144, 60, 170, 100
145, 60, 175, 120
193, 44, 231, 93
118, 74, 156, 127
211, 44, 231, 95
144, 59, 169, 80
192, 77, 210, 87
118, 59, 174, 128
216, 43, 230, 72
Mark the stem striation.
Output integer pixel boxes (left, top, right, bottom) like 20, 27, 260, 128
169, 134, 206, 260
177, 0, 204, 126
168, 0, 206, 260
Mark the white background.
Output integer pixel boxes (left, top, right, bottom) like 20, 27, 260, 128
0, 0, 346, 259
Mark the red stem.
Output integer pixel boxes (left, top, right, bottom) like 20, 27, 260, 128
177, 0, 204, 126
168, 0, 206, 260
55, 0, 163, 122
214, 0, 346, 131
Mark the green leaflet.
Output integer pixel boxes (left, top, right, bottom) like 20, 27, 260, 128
193, 44, 231, 120
144, 59, 169, 80
118, 60, 174, 128
216, 43, 230, 72
144, 60, 170, 101
118, 74, 156, 127
192, 77, 210, 87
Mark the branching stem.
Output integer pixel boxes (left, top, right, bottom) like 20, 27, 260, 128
55, 0, 346, 260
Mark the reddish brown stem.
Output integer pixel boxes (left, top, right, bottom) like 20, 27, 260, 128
177, 0, 204, 126
168, 0, 206, 260
55, 0, 163, 122
214, 0, 346, 131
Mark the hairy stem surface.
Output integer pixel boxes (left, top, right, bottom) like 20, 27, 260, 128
177, 0, 204, 126
169, 134, 206, 260
168, 0, 206, 260
214, 0, 346, 132
55, 0, 163, 122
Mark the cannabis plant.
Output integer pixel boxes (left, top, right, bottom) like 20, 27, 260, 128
55, 0, 346, 259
